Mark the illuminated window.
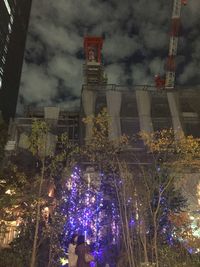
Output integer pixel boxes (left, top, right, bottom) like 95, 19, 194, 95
4, 46, 8, 54
8, 23, 12, 34
10, 15, 14, 24
0, 77, 2, 89
2, 56, 6, 64
6, 35, 10, 42
0, 67, 3, 75
3, 0, 11, 15
197, 182, 200, 206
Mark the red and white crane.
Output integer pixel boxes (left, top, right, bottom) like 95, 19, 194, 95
155, 0, 187, 89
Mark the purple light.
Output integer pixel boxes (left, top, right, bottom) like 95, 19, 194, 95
61, 167, 120, 265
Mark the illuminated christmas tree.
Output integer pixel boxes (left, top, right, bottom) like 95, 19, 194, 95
61, 166, 120, 266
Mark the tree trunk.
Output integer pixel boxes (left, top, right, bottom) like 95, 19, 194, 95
47, 226, 53, 267
139, 220, 149, 263
153, 215, 159, 267
30, 158, 45, 267
152, 192, 161, 267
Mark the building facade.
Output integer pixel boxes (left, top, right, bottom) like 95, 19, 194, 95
80, 84, 200, 142
80, 84, 200, 215
0, 0, 32, 122
5, 106, 79, 154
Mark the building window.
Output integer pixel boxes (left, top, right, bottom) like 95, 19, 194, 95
151, 96, 172, 131
152, 118, 173, 132
6, 35, 10, 43
121, 117, 140, 137
151, 98, 171, 117
4, 46, 8, 54
0, 77, 2, 89
3, 0, 11, 15
184, 119, 200, 138
121, 95, 138, 117
2, 56, 6, 64
0, 32, 6, 48
8, 23, 12, 34
10, 15, 14, 24
180, 100, 195, 113
0, 67, 3, 75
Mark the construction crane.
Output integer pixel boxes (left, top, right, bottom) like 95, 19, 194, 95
155, 0, 187, 89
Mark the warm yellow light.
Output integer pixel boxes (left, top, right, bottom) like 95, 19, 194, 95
60, 257, 68, 265
197, 182, 200, 207
5, 189, 15, 195
44, 207, 49, 212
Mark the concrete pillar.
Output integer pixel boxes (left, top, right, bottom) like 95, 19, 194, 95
18, 133, 29, 149
44, 107, 60, 155
167, 92, 183, 135
106, 90, 122, 140
136, 90, 153, 133
82, 90, 96, 141
46, 132, 57, 156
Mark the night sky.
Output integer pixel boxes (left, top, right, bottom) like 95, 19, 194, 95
17, 0, 200, 114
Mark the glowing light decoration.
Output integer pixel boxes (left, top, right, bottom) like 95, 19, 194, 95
60, 257, 68, 266
197, 182, 200, 207
61, 166, 120, 266
4, 0, 11, 15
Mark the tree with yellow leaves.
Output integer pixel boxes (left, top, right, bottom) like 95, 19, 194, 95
82, 112, 188, 267
140, 129, 200, 266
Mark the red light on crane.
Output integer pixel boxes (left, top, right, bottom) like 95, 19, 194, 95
84, 37, 104, 63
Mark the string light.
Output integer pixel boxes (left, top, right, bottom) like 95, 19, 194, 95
60, 166, 120, 265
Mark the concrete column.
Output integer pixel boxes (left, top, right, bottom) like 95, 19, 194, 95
18, 133, 29, 149
167, 92, 183, 135
82, 90, 96, 141
44, 107, 60, 155
106, 90, 122, 140
46, 132, 56, 156
136, 90, 153, 133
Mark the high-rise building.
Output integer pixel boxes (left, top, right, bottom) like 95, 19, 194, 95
0, 0, 32, 122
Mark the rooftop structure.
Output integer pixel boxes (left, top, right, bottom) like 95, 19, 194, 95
83, 36, 107, 85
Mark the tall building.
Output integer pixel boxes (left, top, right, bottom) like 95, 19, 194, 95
0, 0, 32, 122
81, 37, 200, 142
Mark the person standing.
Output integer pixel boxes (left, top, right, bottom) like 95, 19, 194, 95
68, 234, 78, 267
75, 235, 91, 267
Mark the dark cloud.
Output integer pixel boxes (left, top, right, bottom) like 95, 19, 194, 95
17, 0, 200, 113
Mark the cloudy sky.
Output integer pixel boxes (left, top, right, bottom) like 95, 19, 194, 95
17, 0, 200, 113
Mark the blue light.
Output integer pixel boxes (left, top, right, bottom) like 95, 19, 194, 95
61, 167, 120, 265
